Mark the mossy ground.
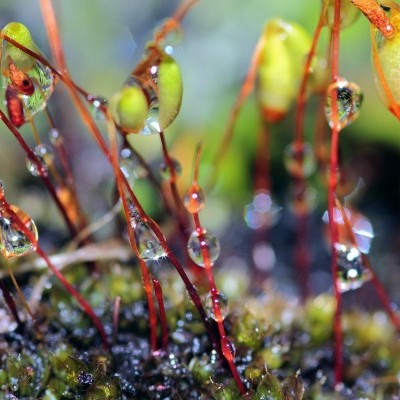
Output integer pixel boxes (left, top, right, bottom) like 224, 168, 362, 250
0, 260, 399, 399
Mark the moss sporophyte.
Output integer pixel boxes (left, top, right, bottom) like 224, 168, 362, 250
1, 0, 400, 399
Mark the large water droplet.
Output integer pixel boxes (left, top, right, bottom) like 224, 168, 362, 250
120, 148, 138, 188
244, 190, 282, 230
221, 336, 236, 362
159, 157, 182, 180
184, 183, 205, 214
139, 106, 162, 135
322, 207, 374, 254
284, 142, 316, 179
325, 79, 363, 131
130, 209, 166, 261
187, 229, 220, 267
0, 204, 38, 258
204, 292, 229, 322
335, 243, 371, 293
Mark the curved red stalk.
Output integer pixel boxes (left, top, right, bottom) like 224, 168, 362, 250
152, 278, 169, 349
0, 278, 22, 326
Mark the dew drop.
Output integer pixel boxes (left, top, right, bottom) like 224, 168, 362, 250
89, 96, 108, 121
204, 292, 229, 322
26, 144, 53, 177
155, 20, 184, 55
325, 79, 363, 131
183, 183, 205, 214
48, 128, 63, 146
34, 144, 54, 166
283, 142, 316, 179
120, 148, 138, 188
286, 185, 318, 216
159, 157, 182, 180
244, 190, 282, 230
140, 106, 161, 135
130, 209, 166, 261
221, 336, 236, 361
187, 229, 220, 267
0, 204, 38, 258
335, 243, 371, 293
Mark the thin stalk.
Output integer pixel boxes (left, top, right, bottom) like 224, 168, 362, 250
112, 296, 121, 345
0, 277, 22, 325
152, 277, 169, 349
328, 0, 343, 385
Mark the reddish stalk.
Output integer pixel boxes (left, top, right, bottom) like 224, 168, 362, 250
189, 144, 246, 396
152, 277, 169, 349
0, 110, 78, 237
0, 278, 22, 326
327, 0, 343, 385
0, 196, 109, 349
112, 296, 121, 345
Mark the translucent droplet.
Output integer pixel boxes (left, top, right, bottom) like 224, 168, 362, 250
48, 128, 63, 146
130, 209, 166, 261
26, 145, 52, 177
322, 207, 374, 254
120, 148, 138, 188
244, 190, 282, 230
0, 204, 38, 258
283, 142, 316, 179
221, 336, 236, 362
140, 106, 162, 135
335, 243, 371, 293
159, 157, 182, 180
154, 19, 184, 55
286, 185, 318, 216
3, 61, 54, 122
184, 184, 205, 214
204, 292, 229, 322
325, 79, 363, 131
187, 229, 220, 267
89, 96, 108, 121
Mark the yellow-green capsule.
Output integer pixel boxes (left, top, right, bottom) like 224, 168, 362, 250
373, 1, 400, 111
110, 85, 149, 134
157, 54, 183, 130
321, 0, 360, 29
2, 22, 41, 72
257, 19, 311, 122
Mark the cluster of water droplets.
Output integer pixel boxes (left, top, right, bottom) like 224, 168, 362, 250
26, 143, 54, 177
322, 207, 374, 292
0, 182, 38, 258
244, 190, 282, 230
325, 78, 363, 131
129, 206, 167, 262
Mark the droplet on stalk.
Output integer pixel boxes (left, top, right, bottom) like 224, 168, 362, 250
48, 128, 63, 146
204, 292, 229, 322
187, 229, 220, 267
334, 243, 371, 292
159, 157, 182, 180
119, 147, 138, 188
89, 96, 108, 121
283, 142, 316, 179
244, 190, 282, 230
0, 204, 38, 258
184, 183, 205, 214
129, 209, 167, 262
26, 144, 53, 177
325, 79, 363, 131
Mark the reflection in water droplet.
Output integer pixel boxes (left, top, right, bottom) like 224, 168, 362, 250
244, 191, 282, 230
221, 336, 236, 361
155, 20, 184, 55
187, 229, 220, 267
283, 142, 316, 179
322, 207, 374, 254
325, 79, 363, 131
0, 204, 38, 258
130, 209, 166, 261
335, 243, 371, 293
159, 157, 182, 180
90, 96, 108, 121
120, 148, 138, 188
34, 144, 54, 166
184, 184, 205, 214
140, 106, 161, 135
204, 292, 229, 322
48, 128, 63, 146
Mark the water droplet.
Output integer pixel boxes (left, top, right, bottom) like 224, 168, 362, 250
283, 142, 316, 179
3, 61, 55, 122
335, 243, 371, 292
26, 145, 53, 177
154, 19, 184, 55
187, 229, 220, 267
48, 128, 63, 146
286, 185, 318, 216
130, 209, 166, 261
221, 336, 236, 361
244, 190, 282, 230
89, 96, 108, 121
0, 204, 38, 258
184, 183, 205, 214
204, 292, 229, 322
120, 148, 138, 188
322, 207, 374, 254
140, 106, 161, 135
325, 79, 363, 131
34, 144, 54, 166
159, 157, 182, 180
